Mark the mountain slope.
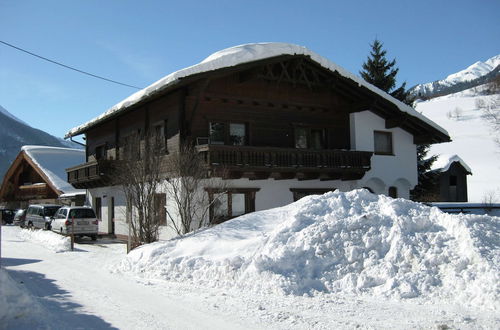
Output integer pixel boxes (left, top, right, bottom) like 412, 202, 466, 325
415, 89, 500, 202
410, 54, 500, 99
0, 106, 82, 180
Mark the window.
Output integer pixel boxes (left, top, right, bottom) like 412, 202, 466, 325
122, 131, 141, 160
207, 188, 259, 224
229, 123, 246, 146
374, 131, 393, 155
449, 175, 457, 186
209, 122, 247, 145
153, 193, 166, 225
68, 208, 97, 219
209, 122, 226, 144
388, 186, 398, 198
152, 120, 168, 154
294, 127, 326, 149
95, 145, 106, 160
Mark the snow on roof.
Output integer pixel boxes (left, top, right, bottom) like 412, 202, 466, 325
21, 145, 85, 195
431, 154, 472, 174
66, 42, 449, 138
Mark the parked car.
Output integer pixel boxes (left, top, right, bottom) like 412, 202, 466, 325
1, 208, 16, 224
25, 204, 61, 230
51, 206, 98, 240
13, 209, 27, 226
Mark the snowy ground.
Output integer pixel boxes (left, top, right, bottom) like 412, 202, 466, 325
1, 190, 499, 329
415, 89, 500, 202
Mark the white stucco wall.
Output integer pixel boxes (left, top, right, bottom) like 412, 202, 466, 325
350, 110, 417, 199
87, 186, 129, 237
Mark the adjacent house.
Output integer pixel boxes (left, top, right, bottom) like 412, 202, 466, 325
431, 154, 472, 202
0, 146, 86, 208
64, 43, 450, 239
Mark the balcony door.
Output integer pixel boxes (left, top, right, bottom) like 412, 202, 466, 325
209, 122, 247, 146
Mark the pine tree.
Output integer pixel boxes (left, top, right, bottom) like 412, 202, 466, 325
360, 39, 437, 200
411, 144, 439, 201
360, 39, 409, 103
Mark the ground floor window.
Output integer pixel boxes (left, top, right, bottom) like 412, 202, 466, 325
388, 186, 398, 198
206, 188, 259, 224
290, 188, 335, 201
153, 193, 166, 225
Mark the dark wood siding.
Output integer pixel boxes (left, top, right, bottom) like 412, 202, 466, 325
186, 70, 352, 149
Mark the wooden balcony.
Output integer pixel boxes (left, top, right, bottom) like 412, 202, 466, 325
66, 160, 116, 189
196, 145, 372, 181
15, 183, 52, 200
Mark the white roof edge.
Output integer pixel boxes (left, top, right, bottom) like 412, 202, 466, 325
432, 154, 473, 174
59, 192, 86, 198
21, 145, 85, 153
65, 42, 450, 138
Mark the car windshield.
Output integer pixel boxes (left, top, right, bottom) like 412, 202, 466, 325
44, 207, 60, 217
68, 209, 96, 219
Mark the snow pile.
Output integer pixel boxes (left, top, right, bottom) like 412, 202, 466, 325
0, 269, 47, 329
118, 190, 499, 309
18, 228, 71, 253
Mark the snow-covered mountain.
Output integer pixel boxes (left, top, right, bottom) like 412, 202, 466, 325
410, 54, 500, 99
0, 105, 83, 180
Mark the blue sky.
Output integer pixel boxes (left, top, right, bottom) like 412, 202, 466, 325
1, 0, 499, 141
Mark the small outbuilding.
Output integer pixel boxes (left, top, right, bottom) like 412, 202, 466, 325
431, 154, 472, 202
0, 146, 86, 208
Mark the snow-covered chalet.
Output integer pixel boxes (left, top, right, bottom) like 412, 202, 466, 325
65, 43, 450, 239
0, 146, 86, 208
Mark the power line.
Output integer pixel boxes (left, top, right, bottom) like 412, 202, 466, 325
0, 40, 143, 90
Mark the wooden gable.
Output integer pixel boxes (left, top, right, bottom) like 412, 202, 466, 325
0, 151, 61, 202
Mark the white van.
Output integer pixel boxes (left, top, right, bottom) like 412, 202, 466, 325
26, 204, 61, 230
52, 206, 98, 240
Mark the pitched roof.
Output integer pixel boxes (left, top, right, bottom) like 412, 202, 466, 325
431, 154, 472, 174
65, 42, 449, 140
21, 146, 86, 195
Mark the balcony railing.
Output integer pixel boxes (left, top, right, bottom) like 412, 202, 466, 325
196, 145, 372, 180
66, 160, 116, 189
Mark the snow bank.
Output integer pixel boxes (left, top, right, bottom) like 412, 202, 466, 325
18, 228, 71, 253
117, 190, 499, 310
0, 269, 47, 329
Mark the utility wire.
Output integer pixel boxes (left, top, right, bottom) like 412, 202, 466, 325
0, 40, 143, 90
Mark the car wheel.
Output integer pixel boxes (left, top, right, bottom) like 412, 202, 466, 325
44, 223, 51, 230
91, 235, 97, 241
27, 222, 33, 229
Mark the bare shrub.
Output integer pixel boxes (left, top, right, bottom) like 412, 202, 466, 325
162, 144, 229, 236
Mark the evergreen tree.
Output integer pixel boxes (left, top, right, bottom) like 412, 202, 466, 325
360, 39, 409, 103
411, 144, 439, 201
360, 39, 438, 200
